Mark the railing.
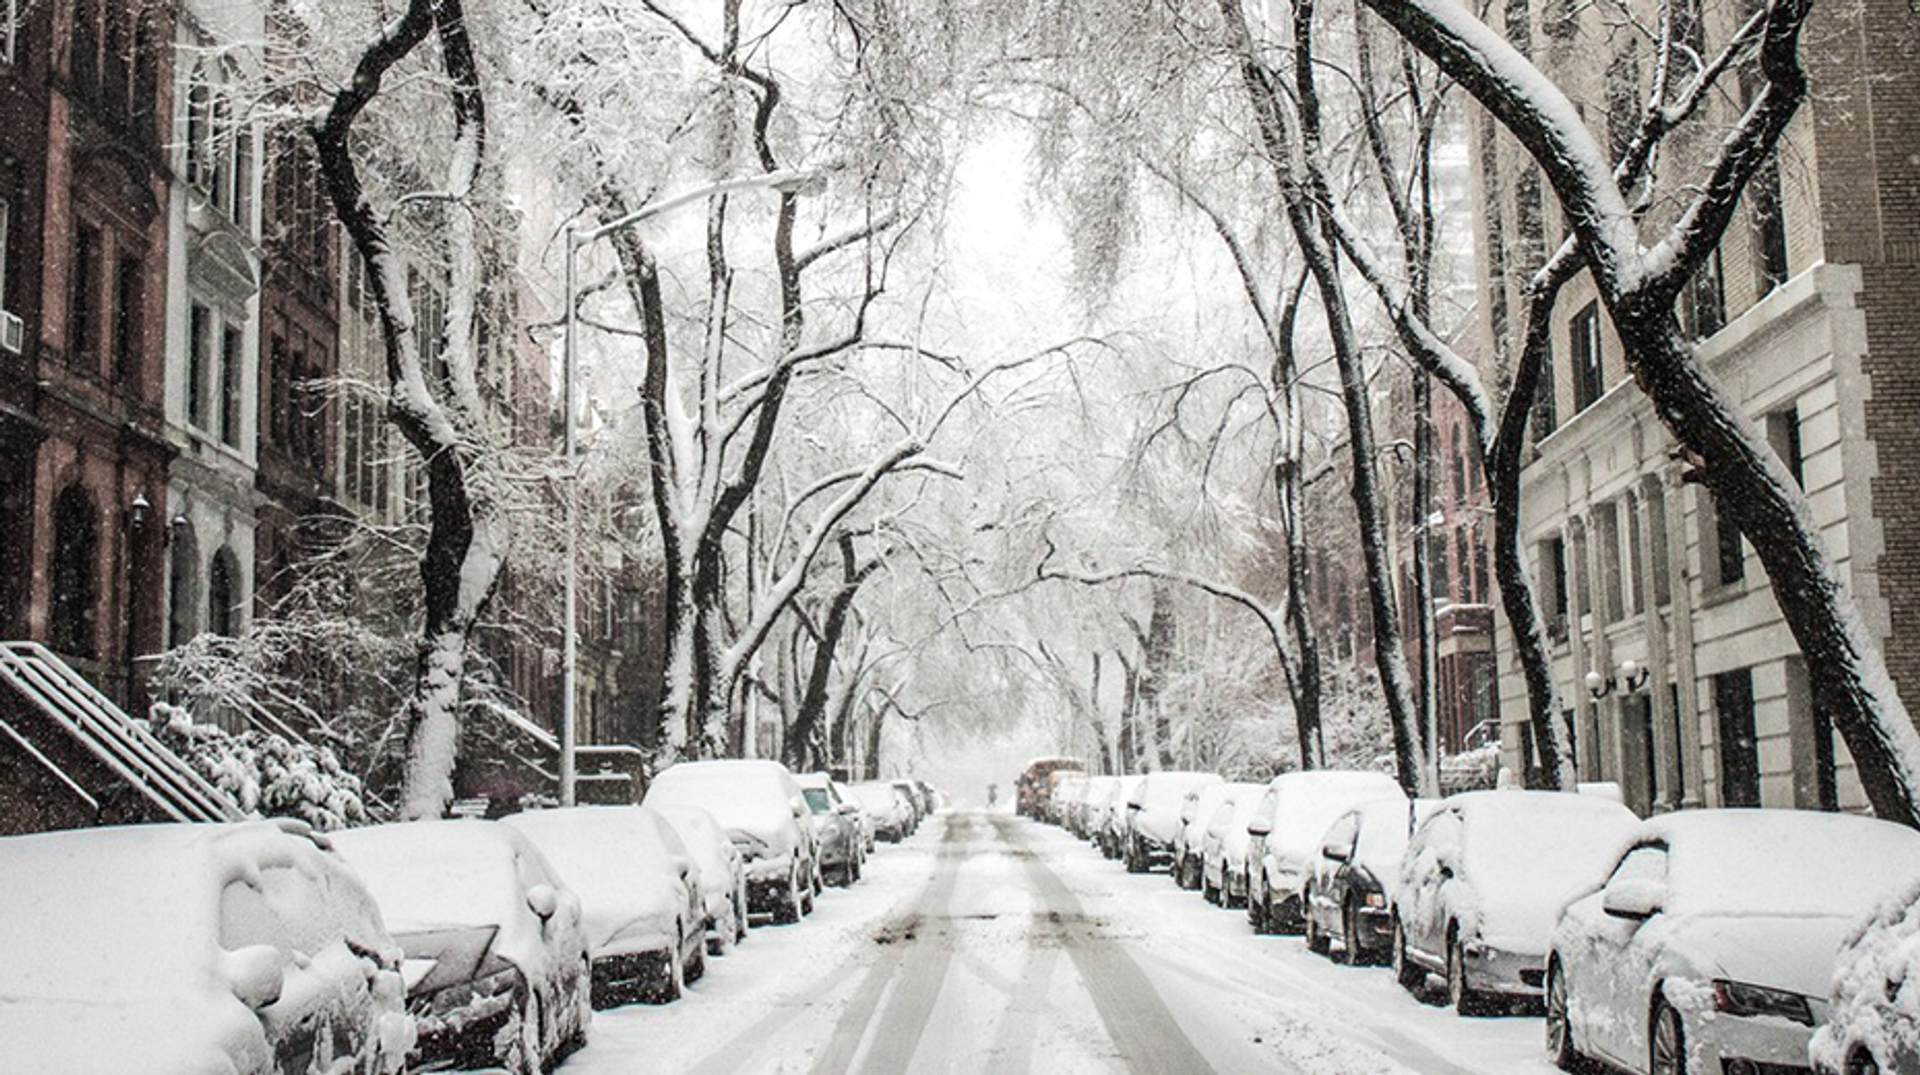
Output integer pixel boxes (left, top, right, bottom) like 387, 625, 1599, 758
0, 642, 243, 823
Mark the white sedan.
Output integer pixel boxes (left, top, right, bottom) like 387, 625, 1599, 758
1550, 809, 1920, 1075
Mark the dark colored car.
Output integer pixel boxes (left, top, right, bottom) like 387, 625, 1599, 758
796, 772, 864, 886
1017, 757, 1086, 818
1305, 797, 1430, 965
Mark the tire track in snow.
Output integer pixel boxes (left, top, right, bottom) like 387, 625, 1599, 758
806, 813, 972, 1074
995, 815, 1240, 1075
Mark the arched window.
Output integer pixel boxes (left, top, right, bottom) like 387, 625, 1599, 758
50, 485, 98, 657
207, 546, 238, 637
168, 520, 199, 646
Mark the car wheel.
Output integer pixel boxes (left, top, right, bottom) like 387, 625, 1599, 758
1393, 918, 1425, 992
1247, 874, 1267, 932
1447, 931, 1486, 1016
1203, 870, 1219, 904
1650, 996, 1686, 1075
1847, 1048, 1883, 1075
1305, 888, 1330, 956
773, 874, 803, 925
735, 892, 749, 943
660, 939, 686, 1003
1546, 959, 1588, 1072
685, 928, 707, 985
1343, 900, 1372, 967
801, 879, 817, 915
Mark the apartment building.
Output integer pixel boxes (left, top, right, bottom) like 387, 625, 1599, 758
1473, 0, 1920, 816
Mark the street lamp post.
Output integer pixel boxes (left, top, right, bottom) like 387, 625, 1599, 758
558, 167, 825, 805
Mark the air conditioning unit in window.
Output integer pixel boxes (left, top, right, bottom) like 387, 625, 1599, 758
0, 311, 22, 356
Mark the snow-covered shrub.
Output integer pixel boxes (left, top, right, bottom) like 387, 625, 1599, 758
146, 701, 371, 831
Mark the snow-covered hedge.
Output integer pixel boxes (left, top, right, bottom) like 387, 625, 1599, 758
145, 702, 371, 831
1812, 878, 1920, 1072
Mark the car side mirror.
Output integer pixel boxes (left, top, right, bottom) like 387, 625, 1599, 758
1321, 843, 1350, 863
225, 944, 286, 1010
671, 855, 693, 877
527, 883, 560, 920
792, 797, 809, 819
1247, 817, 1272, 838
1434, 846, 1458, 879
1602, 879, 1666, 921
838, 801, 860, 815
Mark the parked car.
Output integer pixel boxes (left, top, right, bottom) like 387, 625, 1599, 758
835, 779, 876, 852
1052, 773, 1089, 827
1017, 757, 1086, 818
1101, 775, 1146, 859
1815, 873, 1920, 1075
851, 781, 914, 842
1305, 797, 1433, 965
796, 771, 864, 886
0, 820, 413, 1075
1247, 770, 1405, 934
645, 759, 819, 923
1201, 782, 1266, 906
891, 779, 926, 831
502, 806, 707, 1007
654, 804, 750, 955
1551, 809, 1920, 1075
1123, 771, 1223, 874
1175, 780, 1241, 890
1078, 775, 1119, 841
1393, 790, 1637, 1013
329, 820, 591, 1074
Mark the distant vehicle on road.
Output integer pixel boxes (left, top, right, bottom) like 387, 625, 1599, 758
850, 781, 915, 842
1017, 757, 1086, 818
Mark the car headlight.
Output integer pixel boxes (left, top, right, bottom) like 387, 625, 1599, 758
1364, 891, 1386, 908
1712, 979, 1814, 1026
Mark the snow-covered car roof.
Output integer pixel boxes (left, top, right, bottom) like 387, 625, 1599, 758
0, 821, 397, 1075
329, 819, 579, 983
655, 804, 741, 899
503, 807, 691, 956
1438, 790, 1638, 949
1632, 808, 1920, 919
1129, 771, 1223, 810
644, 761, 805, 847
1261, 770, 1405, 855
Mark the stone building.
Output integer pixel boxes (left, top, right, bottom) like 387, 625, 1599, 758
1472, 0, 1920, 816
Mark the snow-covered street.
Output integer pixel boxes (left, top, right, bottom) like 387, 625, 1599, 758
562, 811, 1558, 1074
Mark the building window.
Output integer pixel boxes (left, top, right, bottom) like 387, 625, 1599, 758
71, 0, 99, 93
49, 485, 98, 658
1646, 484, 1673, 607
1455, 526, 1473, 603
1429, 530, 1451, 604
113, 256, 141, 382
1714, 668, 1760, 808
1594, 501, 1624, 623
71, 225, 101, 368
1471, 522, 1488, 605
0, 195, 10, 308
220, 325, 243, 448
1570, 301, 1605, 414
1707, 489, 1745, 587
207, 546, 238, 637
1682, 247, 1726, 340
1750, 154, 1790, 295
188, 304, 211, 429
1532, 329, 1558, 443
168, 523, 198, 646
1766, 406, 1804, 489
1541, 535, 1569, 638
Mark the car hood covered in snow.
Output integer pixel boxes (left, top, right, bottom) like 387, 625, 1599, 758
1453, 792, 1638, 953
1129, 772, 1222, 845
504, 807, 690, 955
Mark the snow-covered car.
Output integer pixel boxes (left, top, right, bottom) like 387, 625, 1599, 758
1392, 789, 1637, 1013
654, 803, 750, 956
1551, 810, 1920, 1075
1247, 769, 1405, 934
1078, 775, 1119, 840
1816, 873, 1920, 1075
1201, 781, 1266, 906
1052, 773, 1089, 827
328, 820, 591, 1074
796, 771, 864, 886
1101, 775, 1146, 859
1174, 780, 1241, 890
645, 759, 819, 923
502, 806, 707, 1007
1305, 797, 1433, 965
0, 820, 413, 1075
851, 780, 914, 842
835, 779, 876, 851
891, 778, 925, 831
1123, 770, 1223, 874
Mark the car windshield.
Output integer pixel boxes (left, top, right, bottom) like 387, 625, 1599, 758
803, 788, 833, 814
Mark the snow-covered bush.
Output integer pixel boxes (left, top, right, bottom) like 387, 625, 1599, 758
1811, 878, 1920, 1073
145, 701, 371, 831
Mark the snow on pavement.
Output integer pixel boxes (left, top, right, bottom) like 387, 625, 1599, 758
557, 811, 1562, 1074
